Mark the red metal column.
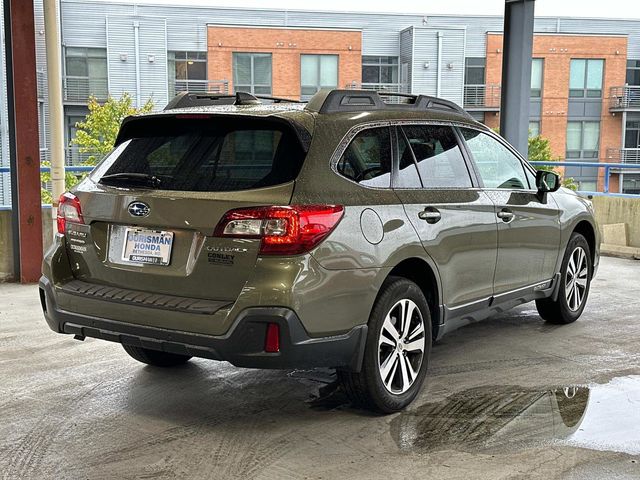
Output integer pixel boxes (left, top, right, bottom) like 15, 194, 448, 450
5, 0, 43, 282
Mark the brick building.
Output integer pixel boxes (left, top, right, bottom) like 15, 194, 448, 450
4, 1, 640, 205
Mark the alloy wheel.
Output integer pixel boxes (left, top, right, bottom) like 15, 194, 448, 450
377, 299, 426, 395
565, 246, 588, 312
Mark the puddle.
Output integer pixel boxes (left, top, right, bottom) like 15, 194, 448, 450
391, 375, 640, 456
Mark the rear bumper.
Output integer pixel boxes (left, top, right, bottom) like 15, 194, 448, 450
39, 276, 367, 371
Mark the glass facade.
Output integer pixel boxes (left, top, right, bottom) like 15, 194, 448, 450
531, 58, 543, 97
64, 47, 108, 100
528, 121, 540, 138
233, 53, 272, 95
300, 54, 338, 99
569, 59, 604, 98
627, 60, 640, 86
566, 121, 600, 158
362, 56, 398, 84
464, 58, 485, 85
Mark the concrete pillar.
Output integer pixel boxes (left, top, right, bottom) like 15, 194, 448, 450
499, 0, 536, 157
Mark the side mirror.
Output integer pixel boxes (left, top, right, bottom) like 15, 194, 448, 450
536, 170, 561, 193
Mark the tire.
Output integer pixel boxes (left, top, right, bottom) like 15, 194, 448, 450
122, 344, 192, 367
536, 233, 592, 325
338, 276, 432, 413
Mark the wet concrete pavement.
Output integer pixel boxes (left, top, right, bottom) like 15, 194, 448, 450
1, 256, 639, 479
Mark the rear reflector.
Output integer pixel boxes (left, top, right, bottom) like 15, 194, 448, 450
57, 192, 84, 234
214, 205, 344, 255
265, 323, 280, 353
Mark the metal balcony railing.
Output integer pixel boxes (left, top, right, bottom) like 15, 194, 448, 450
345, 82, 411, 103
170, 79, 229, 97
36, 70, 46, 99
605, 148, 640, 165
39, 148, 102, 166
63, 76, 109, 103
463, 84, 501, 110
609, 86, 640, 111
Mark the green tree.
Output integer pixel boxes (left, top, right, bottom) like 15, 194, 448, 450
41, 94, 153, 203
72, 93, 153, 165
528, 134, 578, 191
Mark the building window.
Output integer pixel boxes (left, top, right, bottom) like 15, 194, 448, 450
566, 121, 600, 158
625, 121, 640, 149
528, 121, 540, 138
233, 53, 272, 95
569, 59, 604, 98
464, 58, 485, 85
531, 58, 543, 97
627, 60, 640, 86
301, 54, 338, 99
362, 56, 398, 85
169, 51, 207, 95
64, 47, 108, 100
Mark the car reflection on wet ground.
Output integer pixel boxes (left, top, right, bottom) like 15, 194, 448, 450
390, 377, 640, 456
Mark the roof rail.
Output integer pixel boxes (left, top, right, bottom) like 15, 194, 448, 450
164, 91, 302, 110
304, 89, 474, 120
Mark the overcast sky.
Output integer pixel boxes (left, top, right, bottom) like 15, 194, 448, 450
107, 0, 640, 19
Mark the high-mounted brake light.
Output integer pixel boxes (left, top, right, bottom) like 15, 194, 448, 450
57, 192, 84, 234
214, 205, 344, 255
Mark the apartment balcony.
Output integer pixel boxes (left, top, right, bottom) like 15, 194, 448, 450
36, 70, 45, 100
609, 86, 640, 112
170, 79, 229, 98
40, 148, 101, 166
63, 76, 109, 103
463, 84, 501, 111
345, 82, 410, 103
605, 148, 640, 172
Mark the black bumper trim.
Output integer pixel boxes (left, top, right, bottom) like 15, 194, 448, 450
40, 277, 367, 371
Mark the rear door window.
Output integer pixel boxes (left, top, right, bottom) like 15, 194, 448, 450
336, 127, 392, 188
400, 125, 473, 189
93, 116, 305, 192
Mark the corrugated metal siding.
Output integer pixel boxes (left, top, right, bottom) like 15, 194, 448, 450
106, 16, 137, 102
410, 27, 465, 105
62, 2, 130, 47
138, 18, 169, 108
399, 28, 413, 92
106, 15, 168, 108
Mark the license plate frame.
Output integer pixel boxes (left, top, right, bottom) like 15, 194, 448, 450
120, 227, 174, 266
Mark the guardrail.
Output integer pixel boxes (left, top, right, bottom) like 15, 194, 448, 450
170, 79, 229, 97
529, 161, 640, 197
609, 85, 640, 111
63, 76, 109, 102
463, 84, 501, 110
1, 162, 639, 209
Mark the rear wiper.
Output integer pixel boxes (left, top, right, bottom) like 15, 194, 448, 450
99, 173, 168, 188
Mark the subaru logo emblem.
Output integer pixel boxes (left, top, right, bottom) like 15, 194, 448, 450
128, 202, 150, 217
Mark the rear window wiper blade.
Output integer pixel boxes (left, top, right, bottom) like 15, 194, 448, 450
99, 173, 169, 188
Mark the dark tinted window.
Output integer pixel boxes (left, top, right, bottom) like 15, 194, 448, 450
336, 127, 392, 188
461, 128, 529, 189
94, 117, 305, 192
401, 125, 472, 189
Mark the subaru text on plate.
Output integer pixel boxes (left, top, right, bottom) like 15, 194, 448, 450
40, 89, 599, 412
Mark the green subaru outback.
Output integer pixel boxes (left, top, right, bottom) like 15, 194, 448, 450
40, 89, 599, 412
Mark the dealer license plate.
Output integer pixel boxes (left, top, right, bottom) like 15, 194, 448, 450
121, 227, 174, 265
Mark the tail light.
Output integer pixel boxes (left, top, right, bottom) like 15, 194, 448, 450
57, 192, 84, 234
214, 204, 344, 255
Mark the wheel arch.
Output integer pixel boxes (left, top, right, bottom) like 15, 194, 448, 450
573, 220, 597, 267
385, 257, 441, 340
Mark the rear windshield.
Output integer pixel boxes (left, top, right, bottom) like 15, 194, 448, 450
92, 116, 306, 192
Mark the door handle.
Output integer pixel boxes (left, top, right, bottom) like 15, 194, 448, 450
418, 207, 441, 224
497, 208, 515, 223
